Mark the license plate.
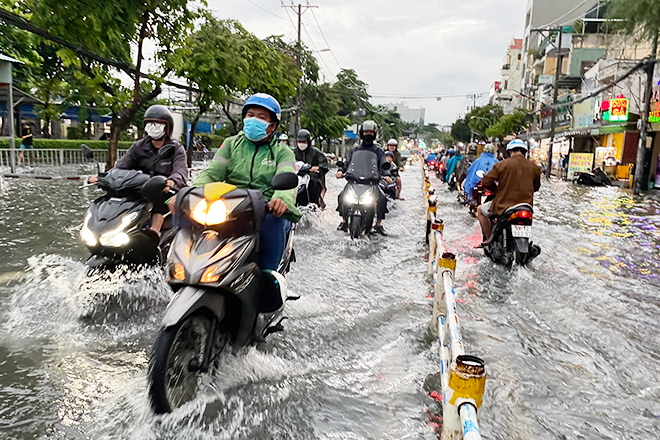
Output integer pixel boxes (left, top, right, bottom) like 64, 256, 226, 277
511, 225, 532, 238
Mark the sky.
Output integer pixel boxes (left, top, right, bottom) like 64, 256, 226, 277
205, 0, 528, 126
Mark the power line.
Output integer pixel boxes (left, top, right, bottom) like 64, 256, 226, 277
246, 0, 289, 21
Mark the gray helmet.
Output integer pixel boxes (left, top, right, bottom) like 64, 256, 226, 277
468, 143, 478, 155
359, 120, 378, 138
297, 129, 311, 142
144, 105, 174, 136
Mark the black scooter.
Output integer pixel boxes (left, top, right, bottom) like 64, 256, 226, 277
80, 158, 176, 269
337, 151, 387, 239
147, 172, 299, 414
484, 203, 541, 266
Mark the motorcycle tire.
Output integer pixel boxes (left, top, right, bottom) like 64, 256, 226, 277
149, 311, 227, 414
513, 249, 528, 266
349, 215, 362, 239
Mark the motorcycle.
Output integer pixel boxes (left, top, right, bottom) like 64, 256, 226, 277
468, 170, 493, 217
79, 152, 177, 269
147, 172, 299, 414
295, 161, 312, 206
574, 168, 611, 187
380, 163, 398, 200
337, 151, 387, 239
484, 203, 541, 266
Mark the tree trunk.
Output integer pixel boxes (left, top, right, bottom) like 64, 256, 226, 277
187, 112, 202, 167
220, 101, 239, 134
43, 116, 51, 139
108, 118, 122, 168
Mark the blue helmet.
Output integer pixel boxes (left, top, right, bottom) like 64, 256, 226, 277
506, 139, 528, 151
242, 93, 281, 122
448, 149, 455, 155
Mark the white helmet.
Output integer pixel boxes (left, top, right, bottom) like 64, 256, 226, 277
280, 133, 289, 140
506, 139, 528, 152
387, 138, 398, 146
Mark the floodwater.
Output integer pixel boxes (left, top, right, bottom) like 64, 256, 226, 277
0, 162, 658, 439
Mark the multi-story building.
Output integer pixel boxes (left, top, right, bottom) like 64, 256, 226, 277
491, 39, 524, 114
383, 102, 426, 126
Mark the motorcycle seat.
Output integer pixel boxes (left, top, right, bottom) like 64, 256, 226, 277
505, 203, 533, 214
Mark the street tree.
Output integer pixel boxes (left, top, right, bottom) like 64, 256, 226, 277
332, 69, 370, 123
486, 108, 529, 139
451, 117, 471, 143
28, 0, 200, 165
301, 82, 350, 151
466, 104, 504, 139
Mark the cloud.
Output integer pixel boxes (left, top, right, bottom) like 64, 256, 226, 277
207, 0, 527, 125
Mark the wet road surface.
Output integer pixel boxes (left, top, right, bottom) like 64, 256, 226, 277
0, 163, 659, 439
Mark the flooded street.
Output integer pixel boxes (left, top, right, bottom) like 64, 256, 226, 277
0, 163, 659, 439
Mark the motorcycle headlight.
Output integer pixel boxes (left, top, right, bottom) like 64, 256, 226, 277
360, 192, 374, 205
344, 188, 359, 205
98, 212, 139, 247
80, 212, 96, 246
191, 199, 228, 225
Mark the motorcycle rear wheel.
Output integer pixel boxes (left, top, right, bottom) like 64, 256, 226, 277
148, 311, 229, 414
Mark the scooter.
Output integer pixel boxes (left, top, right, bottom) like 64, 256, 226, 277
380, 162, 398, 200
147, 172, 299, 414
468, 170, 493, 217
295, 161, 312, 206
484, 203, 541, 266
574, 168, 611, 187
80, 164, 176, 269
336, 151, 386, 239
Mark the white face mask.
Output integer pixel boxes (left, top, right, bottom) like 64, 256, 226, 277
298, 142, 308, 151
145, 122, 166, 140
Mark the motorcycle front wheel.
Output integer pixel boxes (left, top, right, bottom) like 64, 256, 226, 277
148, 311, 229, 414
349, 214, 362, 239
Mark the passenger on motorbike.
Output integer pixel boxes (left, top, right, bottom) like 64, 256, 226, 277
336, 120, 391, 236
385, 138, 404, 199
455, 143, 478, 190
181, 93, 301, 270
279, 133, 292, 149
87, 105, 187, 234
464, 143, 499, 202
445, 148, 463, 183
294, 129, 329, 207
477, 139, 541, 245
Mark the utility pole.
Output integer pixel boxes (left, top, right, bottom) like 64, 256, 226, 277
633, 34, 658, 194
282, 3, 318, 148
546, 25, 563, 178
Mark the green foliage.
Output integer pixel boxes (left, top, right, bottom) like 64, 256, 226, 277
301, 82, 350, 141
606, 0, 660, 42
466, 105, 504, 139
0, 139, 133, 149
197, 133, 225, 149
451, 118, 471, 143
486, 108, 530, 138
332, 69, 370, 123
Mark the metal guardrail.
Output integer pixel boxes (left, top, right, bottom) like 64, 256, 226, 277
0, 148, 128, 169
423, 166, 486, 440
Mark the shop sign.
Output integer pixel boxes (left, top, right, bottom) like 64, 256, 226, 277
541, 94, 573, 129
539, 75, 554, 85
602, 95, 629, 122
649, 83, 660, 123
567, 153, 594, 180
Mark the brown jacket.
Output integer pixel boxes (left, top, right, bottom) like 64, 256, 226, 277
482, 154, 541, 216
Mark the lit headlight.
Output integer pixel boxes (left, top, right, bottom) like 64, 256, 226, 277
80, 212, 96, 246
344, 189, 359, 205
360, 192, 374, 205
98, 212, 138, 248
191, 199, 228, 225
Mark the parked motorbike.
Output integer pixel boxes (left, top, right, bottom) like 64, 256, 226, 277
574, 168, 611, 187
80, 166, 176, 269
484, 203, 541, 266
147, 172, 299, 414
337, 151, 387, 239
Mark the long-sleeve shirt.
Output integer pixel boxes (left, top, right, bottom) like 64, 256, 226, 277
193, 132, 301, 222
115, 136, 188, 189
482, 154, 541, 216
294, 146, 329, 178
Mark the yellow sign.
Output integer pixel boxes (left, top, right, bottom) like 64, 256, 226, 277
567, 153, 593, 180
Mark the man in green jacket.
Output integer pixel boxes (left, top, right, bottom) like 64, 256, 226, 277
192, 93, 300, 270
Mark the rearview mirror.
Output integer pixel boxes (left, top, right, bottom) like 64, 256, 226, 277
336, 161, 345, 169
81, 144, 94, 160
381, 161, 392, 170
141, 175, 168, 200
270, 172, 299, 191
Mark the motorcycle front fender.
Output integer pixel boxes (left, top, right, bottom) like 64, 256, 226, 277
513, 237, 529, 254
161, 286, 226, 328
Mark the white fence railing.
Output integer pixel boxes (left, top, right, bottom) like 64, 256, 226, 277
424, 167, 487, 440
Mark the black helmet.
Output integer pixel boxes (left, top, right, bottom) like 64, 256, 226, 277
144, 105, 174, 136
385, 151, 394, 158
468, 143, 478, 155
359, 120, 378, 138
297, 129, 311, 142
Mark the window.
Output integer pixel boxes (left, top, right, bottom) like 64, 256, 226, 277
525, 11, 531, 29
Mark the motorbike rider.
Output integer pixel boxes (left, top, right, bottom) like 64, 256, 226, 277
182, 93, 300, 271
294, 129, 329, 207
477, 139, 541, 245
464, 143, 499, 203
336, 120, 391, 236
88, 104, 188, 234
279, 133, 292, 149
455, 143, 478, 190
385, 138, 404, 199
445, 147, 463, 183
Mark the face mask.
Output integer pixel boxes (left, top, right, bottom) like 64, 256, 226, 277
298, 142, 308, 151
363, 134, 375, 146
145, 122, 166, 140
243, 117, 271, 142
